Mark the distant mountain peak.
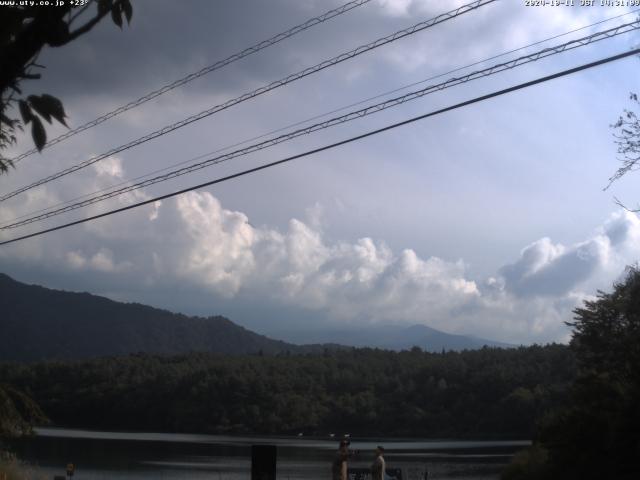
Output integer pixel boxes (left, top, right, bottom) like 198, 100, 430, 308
277, 322, 513, 352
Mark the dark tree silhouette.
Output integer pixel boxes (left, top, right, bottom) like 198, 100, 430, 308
0, 385, 47, 438
545, 266, 640, 480
0, 0, 133, 173
505, 267, 640, 480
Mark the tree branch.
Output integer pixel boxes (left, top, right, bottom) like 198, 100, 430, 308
66, 2, 113, 43
0, 8, 69, 95
69, 0, 96, 25
613, 196, 640, 213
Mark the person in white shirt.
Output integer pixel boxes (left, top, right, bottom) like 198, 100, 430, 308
371, 446, 385, 480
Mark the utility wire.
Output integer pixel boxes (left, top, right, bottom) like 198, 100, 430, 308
2, 19, 638, 230
9, 0, 373, 163
0, 0, 496, 203
1, 47, 638, 247
4, 8, 635, 229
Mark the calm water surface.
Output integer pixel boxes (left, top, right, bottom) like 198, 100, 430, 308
8, 428, 530, 480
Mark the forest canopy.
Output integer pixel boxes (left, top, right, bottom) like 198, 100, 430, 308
0, 344, 574, 438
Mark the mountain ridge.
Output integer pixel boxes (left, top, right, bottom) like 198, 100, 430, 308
277, 322, 513, 351
0, 273, 511, 361
0, 273, 304, 361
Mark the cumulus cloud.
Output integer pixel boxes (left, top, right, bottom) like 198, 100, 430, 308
0, 158, 484, 333
66, 248, 131, 273
135, 191, 480, 325
499, 211, 640, 299
2, 155, 639, 345
377, 0, 415, 17
94, 157, 124, 178
174, 193, 256, 297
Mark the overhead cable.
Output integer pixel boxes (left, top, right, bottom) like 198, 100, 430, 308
0, 0, 496, 203
3, 19, 638, 230
6, 7, 634, 229
1, 46, 638, 246
9, 0, 374, 163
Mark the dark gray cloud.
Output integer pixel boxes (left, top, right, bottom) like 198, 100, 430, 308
28, 0, 413, 100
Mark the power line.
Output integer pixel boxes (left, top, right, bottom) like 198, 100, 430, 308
0, 0, 496, 203
9, 0, 373, 163
5, 8, 634, 229
1, 47, 638, 247
3, 19, 638, 230
4, 19, 637, 229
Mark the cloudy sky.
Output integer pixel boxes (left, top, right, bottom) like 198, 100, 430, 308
1, 0, 640, 345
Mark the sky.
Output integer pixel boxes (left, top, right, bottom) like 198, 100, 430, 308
1, 0, 640, 345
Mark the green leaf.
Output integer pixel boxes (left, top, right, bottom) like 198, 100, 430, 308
31, 116, 46, 152
111, 4, 123, 28
97, 0, 112, 14
122, 0, 132, 24
39, 94, 68, 127
0, 157, 14, 174
0, 113, 14, 127
27, 95, 52, 123
18, 100, 32, 124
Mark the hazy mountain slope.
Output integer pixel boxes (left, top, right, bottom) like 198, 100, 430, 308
280, 324, 514, 352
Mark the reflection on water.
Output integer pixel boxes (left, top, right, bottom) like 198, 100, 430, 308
7, 428, 529, 480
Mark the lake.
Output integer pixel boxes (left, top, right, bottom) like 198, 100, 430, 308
7, 428, 530, 480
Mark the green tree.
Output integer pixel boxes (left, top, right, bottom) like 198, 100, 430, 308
509, 267, 640, 480
0, 385, 47, 438
0, 0, 133, 173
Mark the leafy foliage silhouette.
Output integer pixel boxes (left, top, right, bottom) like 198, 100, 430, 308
504, 267, 640, 480
0, 0, 133, 173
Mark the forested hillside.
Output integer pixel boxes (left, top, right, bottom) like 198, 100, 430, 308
0, 273, 304, 360
0, 385, 46, 438
0, 345, 575, 438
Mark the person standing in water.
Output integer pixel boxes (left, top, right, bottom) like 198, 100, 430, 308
371, 446, 386, 480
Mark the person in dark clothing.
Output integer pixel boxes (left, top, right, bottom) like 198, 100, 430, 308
332, 439, 354, 480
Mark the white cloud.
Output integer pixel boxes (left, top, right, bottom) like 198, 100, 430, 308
174, 192, 256, 297
375, 1, 634, 74
3, 166, 639, 345
499, 210, 640, 299
93, 156, 124, 178
377, 0, 414, 17
66, 248, 131, 273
